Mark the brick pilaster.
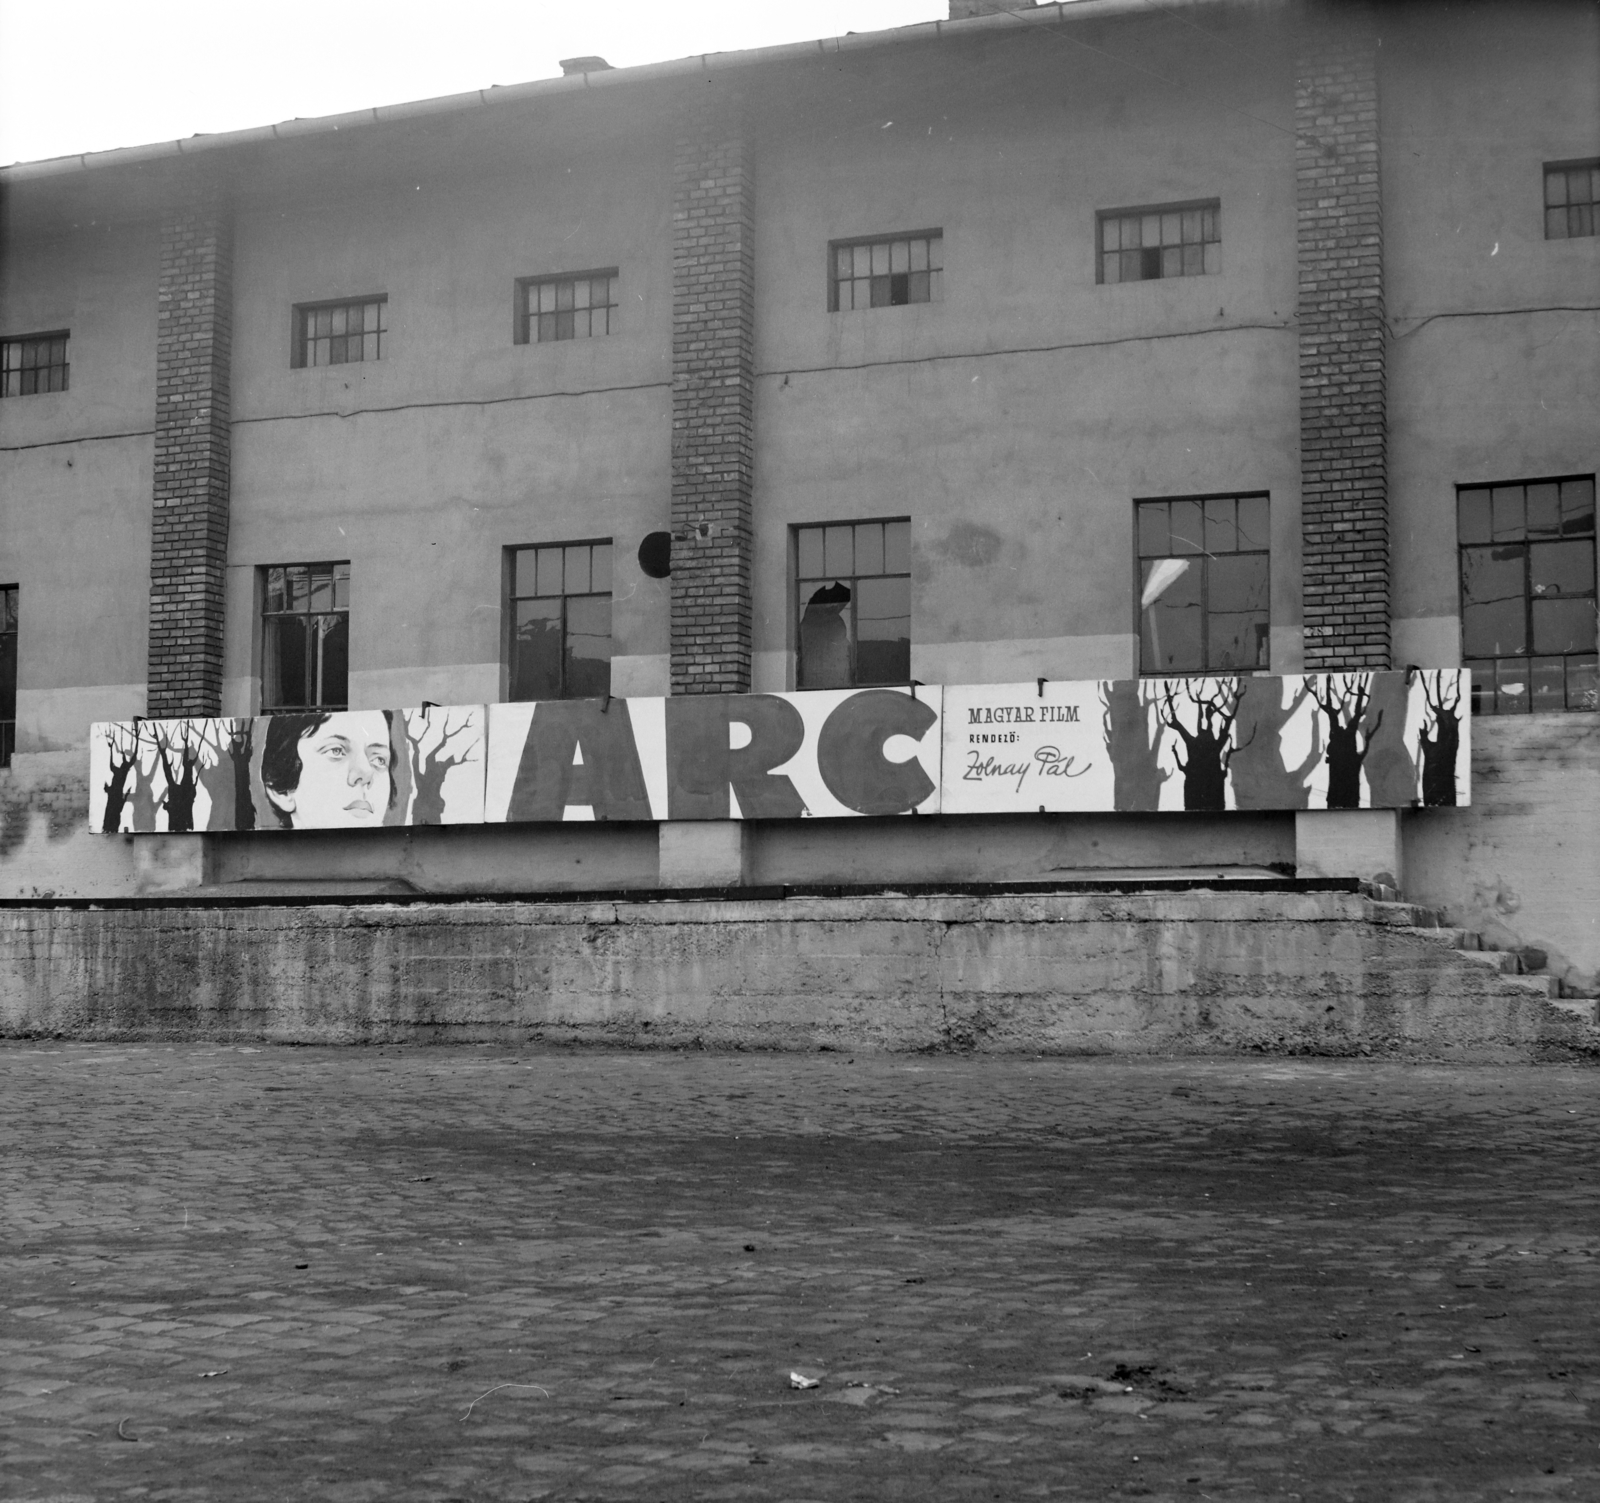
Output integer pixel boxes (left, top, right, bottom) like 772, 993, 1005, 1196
670, 89, 754, 695
1296, 6, 1388, 670
149, 182, 233, 717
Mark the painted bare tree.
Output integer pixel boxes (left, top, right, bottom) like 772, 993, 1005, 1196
1157, 678, 1251, 811
406, 708, 480, 825
193, 719, 254, 830
1417, 673, 1462, 807
1358, 672, 1417, 809
100, 723, 142, 833
1307, 675, 1381, 809
1100, 680, 1169, 811
153, 722, 206, 833
229, 720, 256, 830
1229, 677, 1322, 809
128, 728, 161, 831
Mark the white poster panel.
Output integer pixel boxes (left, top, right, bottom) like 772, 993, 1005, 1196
940, 682, 1113, 814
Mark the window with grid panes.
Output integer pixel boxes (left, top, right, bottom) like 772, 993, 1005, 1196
262, 563, 350, 711
292, 297, 386, 368
1458, 477, 1596, 715
508, 542, 613, 701
0, 586, 15, 768
1, 332, 69, 397
829, 234, 942, 311
1545, 160, 1599, 240
795, 520, 911, 689
1099, 202, 1220, 284
1137, 495, 1269, 674
517, 271, 618, 343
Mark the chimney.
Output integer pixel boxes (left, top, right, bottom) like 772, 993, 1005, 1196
559, 56, 613, 76
949, 1, 1038, 17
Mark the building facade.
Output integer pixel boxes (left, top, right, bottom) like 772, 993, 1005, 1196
1, 0, 1596, 985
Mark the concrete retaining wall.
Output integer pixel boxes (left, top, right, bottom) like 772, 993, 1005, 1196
1, 892, 1590, 1059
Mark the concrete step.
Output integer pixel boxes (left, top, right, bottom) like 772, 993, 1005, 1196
1365, 900, 1449, 929
1393, 925, 1480, 950
1549, 998, 1600, 1025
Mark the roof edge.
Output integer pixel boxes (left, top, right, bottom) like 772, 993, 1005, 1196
0, 0, 1242, 184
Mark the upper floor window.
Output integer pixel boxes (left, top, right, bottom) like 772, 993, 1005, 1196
1545, 160, 1599, 240
1, 331, 69, 397
1099, 202, 1220, 284
1459, 476, 1596, 715
262, 562, 350, 711
516, 270, 618, 344
829, 233, 942, 311
1138, 494, 1269, 674
796, 520, 911, 689
508, 541, 613, 700
0, 586, 15, 768
292, 297, 386, 368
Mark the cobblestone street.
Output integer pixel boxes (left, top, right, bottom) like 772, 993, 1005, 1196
3, 1044, 1598, 1503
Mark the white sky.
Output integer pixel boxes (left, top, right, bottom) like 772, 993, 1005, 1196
0, 1, 948, 167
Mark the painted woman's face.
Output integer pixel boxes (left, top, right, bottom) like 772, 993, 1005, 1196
279, 711, 394, 828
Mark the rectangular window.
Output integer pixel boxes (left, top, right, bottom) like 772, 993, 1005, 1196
1099, 202, 1220, 284
1545, 159, 1600, 240
1459, 476, 1596, 715
262, 562, 350, 711
292, 297, 386, 368
508, 541, 613, 700
1, 331, 69, 397
795, 519, 911, 689
0, 586, 15, 768
829, 233, 942, 312
1138, 494, 1269, 675
516, 270, 618, 344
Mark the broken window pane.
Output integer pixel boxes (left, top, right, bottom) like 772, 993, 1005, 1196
832, 234, 943, 311
794, 520, 912, 688
1140, 558, 1203, 673
798, 583, 853, 690
1098, 201, 1220, 281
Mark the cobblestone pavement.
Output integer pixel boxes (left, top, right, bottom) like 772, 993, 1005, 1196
3, 1045, 1599, 1503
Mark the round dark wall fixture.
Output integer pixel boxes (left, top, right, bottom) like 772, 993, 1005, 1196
638, 531, 673, 579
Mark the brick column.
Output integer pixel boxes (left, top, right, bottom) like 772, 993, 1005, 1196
670, 89, 754, 695
1295, 8, 1388, 670
149, 182, 233, 717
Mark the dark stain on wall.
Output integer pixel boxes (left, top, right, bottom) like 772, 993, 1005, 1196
932, 522, 1004, 568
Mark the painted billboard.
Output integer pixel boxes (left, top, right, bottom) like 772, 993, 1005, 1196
88, 707, 486, 834
941, 671, 1469, 814
89, 671, 1468, 833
